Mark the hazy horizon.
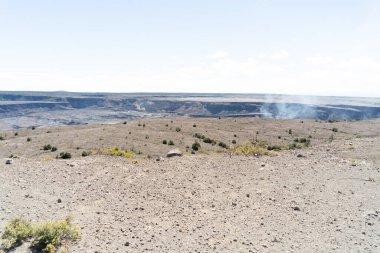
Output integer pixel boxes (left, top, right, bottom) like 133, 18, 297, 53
1, 1, 379, 97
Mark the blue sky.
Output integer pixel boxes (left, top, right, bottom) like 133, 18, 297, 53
0, 0, 379, 96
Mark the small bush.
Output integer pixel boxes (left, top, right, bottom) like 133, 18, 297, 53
168, 140, 174, 145
192, 141, 201, 151
32, 217, 80, 252
107, 148, 132, 158
162, 140, 167, 144
218, 142, 228, 149
294, 138, 299, 142
1, 217, 33, 250
234, 142, 276, 157
194, 133, 205, 139
193, 124, 196, 127
288, 129, 292, 135
203, 137, 216, 145
27, 137, 32, 142
32, 127, 36, 130
233, 134, 237, 137
175, 127, 181, 132
58, 152, 71, 159
123, 121, 127, 124
0, 136, 4, 141
232, 139, 237, 144
267, 145, 282, 151
43, 144, 52, 151
145, 135, 149, 139
81, 151, 91, 157
332, 127, 338, 132
14, 132, 18, 136
51, 147, 57, 152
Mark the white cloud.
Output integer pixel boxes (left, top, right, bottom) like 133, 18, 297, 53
306, 56, 333, 64
271, 50, 290, 60
208, 50, 229, 60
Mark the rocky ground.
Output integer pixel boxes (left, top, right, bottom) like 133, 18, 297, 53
0, 118, 379, 252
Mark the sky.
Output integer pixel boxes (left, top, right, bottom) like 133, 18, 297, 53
0, 0, 379, 97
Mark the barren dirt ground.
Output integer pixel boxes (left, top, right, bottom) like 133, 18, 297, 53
0, 118, 379, 252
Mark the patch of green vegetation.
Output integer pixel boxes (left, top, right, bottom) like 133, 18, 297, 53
1, 217, 33, 250
51, 147, 57, 152
27, 137, 32, 142
14, 132, 18, 136
43, 144, 52, 151
175, 127, 181, 132
168, 140, 174, 146
218, 141, 228, 149
192, 141, 201, 151
58, 152, 71, 159
332, 127, 338, 132
0, 136, 4, 141
194, 133, 205, 139
81, 151, 91, 157
203, 137, 216, 145
106, 148, 132, 158
162, 140, 167, 144
232, 139, 237, 144
32, 217, 80, 253
193, 124, 196, 127
234, 141, 277, 157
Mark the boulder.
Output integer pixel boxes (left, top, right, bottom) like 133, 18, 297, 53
167, 149, 182, 158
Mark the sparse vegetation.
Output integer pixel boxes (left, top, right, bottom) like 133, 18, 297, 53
81, 151, 91, 157
175, 127, 181, 132
14, 132, 18, 136
43, 144, 52, 151
203, 137, 216, 145
232, 139, 237, 144
51, 146, 57, 152
1, 217, 79, 253
234, 141, 276, 157
192, 141, 201, 151
288, 129, 292, 135
332, 127, 338, 132
168, 140, 174, 145
58, 152, 71, 159
1, 217, 33, 250
193, 124, 196, 127
194, 133, 205, 139
162, 140, 167, 144
27, 137, 32, 142
218, 141, 228, 149
0, 136, 4, 141
106, 148, 132, 158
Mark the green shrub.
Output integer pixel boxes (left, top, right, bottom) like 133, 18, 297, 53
194, 133, 205, 139
294, 138, 299, 142
51, 147, 57, 152
203, 137, 216, 145
234, 141, 276, 157
58, 152, 71, 159
193, 124, 196, 127
81, 151, 91, 157
192, 141, 201, 151
43, 144, 52, 150
175, 127, 181, 132
168, 140, 174, 145
32, 126, 36, 130
232, 139, 237, 144
288, 129, 292, 134
107, 148, 132, 158
0, 136, 4, 141
14, 132, 18, 136
162, 140, 167, 144
123, 121, 127, 124
32, 217, 80, 253
267, 145, 282, 151
1, 217, 33, 250
332, 127, 338, 132
218, 142, 228, 149
27, 137, 32, 142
